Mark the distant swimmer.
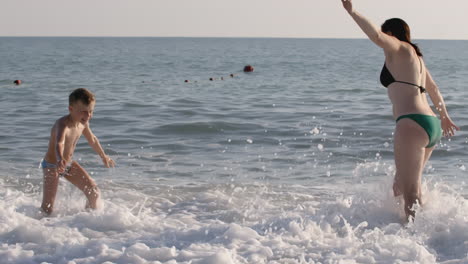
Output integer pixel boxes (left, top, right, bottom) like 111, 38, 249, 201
230, 74, 235, 78
243, 65, 254, 72
185, 80, 189, 83
14, 80, 21, 85
342, 0, 459, 220
40, 88, 115, 215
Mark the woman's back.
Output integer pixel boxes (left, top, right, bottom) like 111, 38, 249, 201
384, 43, 433, 118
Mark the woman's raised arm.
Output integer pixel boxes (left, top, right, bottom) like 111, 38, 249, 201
341, 0, 399, 52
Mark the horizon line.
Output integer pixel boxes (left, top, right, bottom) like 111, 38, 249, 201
0, 36, 467, 41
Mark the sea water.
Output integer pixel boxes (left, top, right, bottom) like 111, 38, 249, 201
0, 37, 468, 263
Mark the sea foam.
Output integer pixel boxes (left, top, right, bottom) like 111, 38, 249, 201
1, 171, 468, 264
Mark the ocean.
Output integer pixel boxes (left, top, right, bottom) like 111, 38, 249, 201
0, 37, 468, 263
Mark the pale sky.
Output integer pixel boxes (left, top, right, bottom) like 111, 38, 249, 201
1, 0, 467, 40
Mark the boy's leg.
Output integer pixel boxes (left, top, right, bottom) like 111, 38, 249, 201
41, 168, 60, 214
63, 161, 101, 209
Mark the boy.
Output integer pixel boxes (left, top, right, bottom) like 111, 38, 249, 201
41, 88, 115, 215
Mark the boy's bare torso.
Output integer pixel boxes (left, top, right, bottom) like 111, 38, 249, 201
44, 115, 86, 164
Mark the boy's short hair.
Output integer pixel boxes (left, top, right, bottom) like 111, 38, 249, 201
69, 88, 95, 106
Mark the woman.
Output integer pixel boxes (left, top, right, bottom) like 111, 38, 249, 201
341, 0, 459, 220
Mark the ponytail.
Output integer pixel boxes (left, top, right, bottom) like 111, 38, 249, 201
410, 42, 423, 57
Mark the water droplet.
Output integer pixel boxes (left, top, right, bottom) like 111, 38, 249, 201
310, 127, 320, 135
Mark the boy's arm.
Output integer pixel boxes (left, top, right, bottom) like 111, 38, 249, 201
341, 0, 400, 51
425, 69, 460, 137
82, 125, 115, 168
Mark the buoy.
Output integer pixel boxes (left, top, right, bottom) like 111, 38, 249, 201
243, 65, 254, 72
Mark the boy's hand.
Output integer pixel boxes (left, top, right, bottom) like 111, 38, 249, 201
102, 155, 115, 168
57, 159, 67, 174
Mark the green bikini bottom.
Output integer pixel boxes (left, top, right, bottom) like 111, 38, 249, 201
396, 114, 442, 148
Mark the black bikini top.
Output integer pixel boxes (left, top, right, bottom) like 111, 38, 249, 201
380, 58, 426, 93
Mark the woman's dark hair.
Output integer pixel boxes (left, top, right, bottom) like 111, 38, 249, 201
381, 18, 422, 57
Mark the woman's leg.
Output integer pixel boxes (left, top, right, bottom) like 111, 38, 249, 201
393, 118, 429, 220
41, 168, 60, 214
63, 161, 101, 209
423, 147, 435, 167
393, 146, 434, 196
